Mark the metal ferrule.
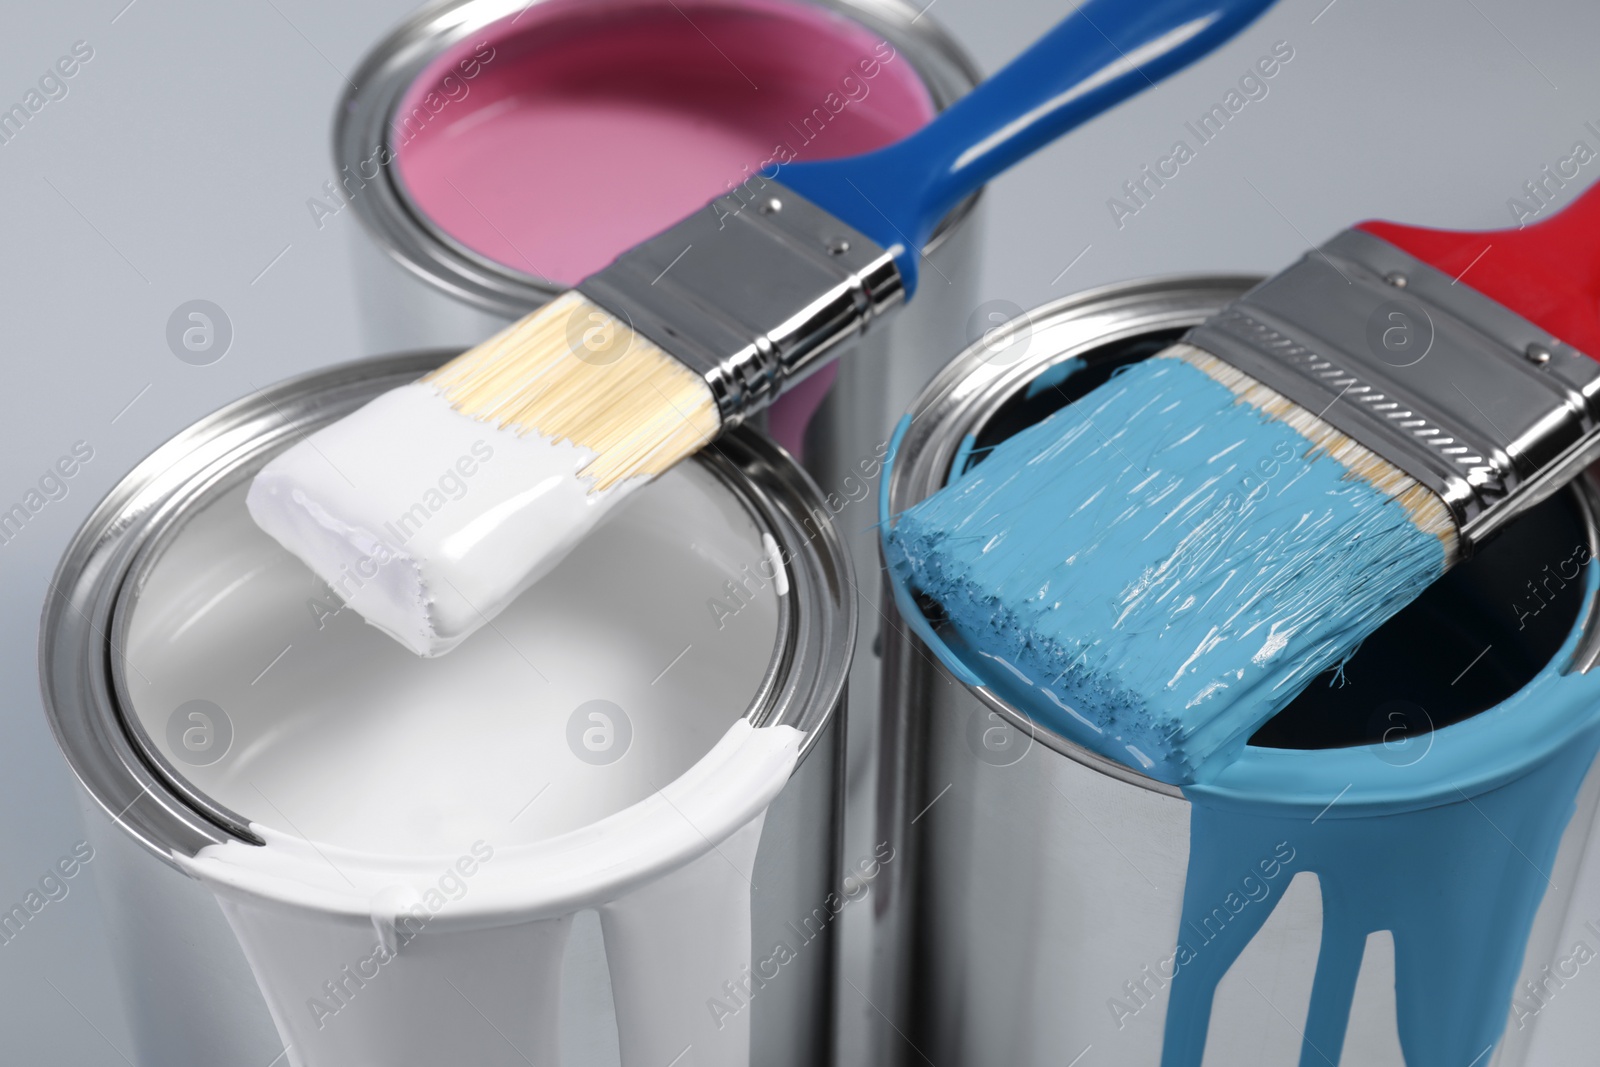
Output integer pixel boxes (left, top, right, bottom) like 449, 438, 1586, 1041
1187, 228, 1600, 554
577, 180, 904, 427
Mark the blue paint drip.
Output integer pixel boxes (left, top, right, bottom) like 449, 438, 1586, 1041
884, 356, 1447, 784
1164, 587, 1600, 1065
887, 489, 1600, 1062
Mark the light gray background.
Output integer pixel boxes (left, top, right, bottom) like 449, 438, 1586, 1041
3, 0, 1598, 1062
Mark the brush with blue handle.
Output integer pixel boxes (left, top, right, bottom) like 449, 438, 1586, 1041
247, 0, 1277, 656
886, 181, 1600, 784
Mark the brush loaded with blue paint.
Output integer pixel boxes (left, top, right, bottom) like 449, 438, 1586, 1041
887, 182, 1600, 784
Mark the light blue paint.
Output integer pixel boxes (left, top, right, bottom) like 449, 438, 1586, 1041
890, 554, 1600, 1063
884, 356, 1447, 783
883, 414, 987, 690
881, 357, 1600, 1065
1168, 691, 1600, 1066
1022, 356, 1085, 400
1159, 579, 1600, 1064
949, 434, 981, 480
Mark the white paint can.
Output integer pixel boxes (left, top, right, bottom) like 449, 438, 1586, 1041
41, 352, 855, 1067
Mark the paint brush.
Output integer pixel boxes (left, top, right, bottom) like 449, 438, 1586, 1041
885, 181, 1600, 784
248, 0, 1276, 656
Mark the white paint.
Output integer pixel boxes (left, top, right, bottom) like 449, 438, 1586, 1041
123, 463, 799, 1067
600, 815, 769, 1067
762, 532, 790, 598
247, 382, 643, 656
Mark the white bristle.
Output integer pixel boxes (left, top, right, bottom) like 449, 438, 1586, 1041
426, 291, 721, 491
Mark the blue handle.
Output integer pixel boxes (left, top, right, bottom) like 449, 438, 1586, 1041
780, 0, 1276, 295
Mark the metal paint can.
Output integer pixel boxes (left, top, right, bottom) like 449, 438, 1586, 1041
333, 0, 981, 451
330, 0, 983, 910
40, 353, 855, 1067
873, 277, 1600, 1066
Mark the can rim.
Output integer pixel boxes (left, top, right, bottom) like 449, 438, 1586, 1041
39, 352, 855, 869
333, 0, 985, 317
881, 274, 1600, 807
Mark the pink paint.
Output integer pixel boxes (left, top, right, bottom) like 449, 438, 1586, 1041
391, 0, 935, 454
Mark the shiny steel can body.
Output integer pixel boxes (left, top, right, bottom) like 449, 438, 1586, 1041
873, 277, 1600, 1067
40, 353, 855, 1067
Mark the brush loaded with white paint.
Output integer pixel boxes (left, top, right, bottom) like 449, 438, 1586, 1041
886, 182, 1600, 784
247, 0, 1275, 655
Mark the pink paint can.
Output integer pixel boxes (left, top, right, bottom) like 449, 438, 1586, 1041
331, 0, 979, 463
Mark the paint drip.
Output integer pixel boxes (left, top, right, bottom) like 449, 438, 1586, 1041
127, 461, 801, 1067
1161, 582, 1600, 1065
176, 722, 799, 1067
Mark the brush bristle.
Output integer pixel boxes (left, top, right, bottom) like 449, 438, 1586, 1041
1169, 343, 1460, 566
885, 346, 1458, 784
425, 291, 721, 491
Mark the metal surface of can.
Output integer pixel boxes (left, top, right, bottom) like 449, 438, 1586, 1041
873, 277, 1600, 1067
40, 353, 855, 1067
332, 5, 985, 1034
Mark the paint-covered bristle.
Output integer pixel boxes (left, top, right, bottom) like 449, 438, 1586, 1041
885, 349, 1455, 784
250, 290, 722, 657
426, 291, 722, 491
1172, 344, 1460, 565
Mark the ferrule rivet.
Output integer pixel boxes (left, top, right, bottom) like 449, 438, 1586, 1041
1526, 342, 1553, 365
1384, 271, 1408, 288
758, 197, 783, 215
826, 237, 851, 256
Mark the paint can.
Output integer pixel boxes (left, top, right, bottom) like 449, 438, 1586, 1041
40, 353, 856, 1067
873, 277, 1600, 1067
329, 0, 984, 902
331, 0, 980, 455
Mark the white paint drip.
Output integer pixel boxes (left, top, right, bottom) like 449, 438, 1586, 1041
177, 722, 801, 1067
125, 460, 801, 1067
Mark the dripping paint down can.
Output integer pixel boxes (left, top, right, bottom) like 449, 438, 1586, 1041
872, 277, 1600, 1067
329, 0, 984, 923
40, 353, 856, 1067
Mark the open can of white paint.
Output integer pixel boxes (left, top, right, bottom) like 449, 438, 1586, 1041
40, 352, 856, 1067
330, 0, 984, 886
873, 277, 1600, 1067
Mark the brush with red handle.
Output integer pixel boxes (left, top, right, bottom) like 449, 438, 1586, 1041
885, 181, 1600, 784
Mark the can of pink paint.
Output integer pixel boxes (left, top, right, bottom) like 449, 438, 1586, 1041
330, 0, 979, 457
872, 277, 1600, 1067
328, 0, 983, 889
41, 353, 858, 1067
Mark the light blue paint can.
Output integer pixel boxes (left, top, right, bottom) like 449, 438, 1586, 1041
871, 276, 1600, 1067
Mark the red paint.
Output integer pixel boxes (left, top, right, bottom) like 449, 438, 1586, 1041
1357, 180, 1600, 359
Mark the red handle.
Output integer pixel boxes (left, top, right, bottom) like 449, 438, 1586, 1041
1357, 180, 1600, 359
